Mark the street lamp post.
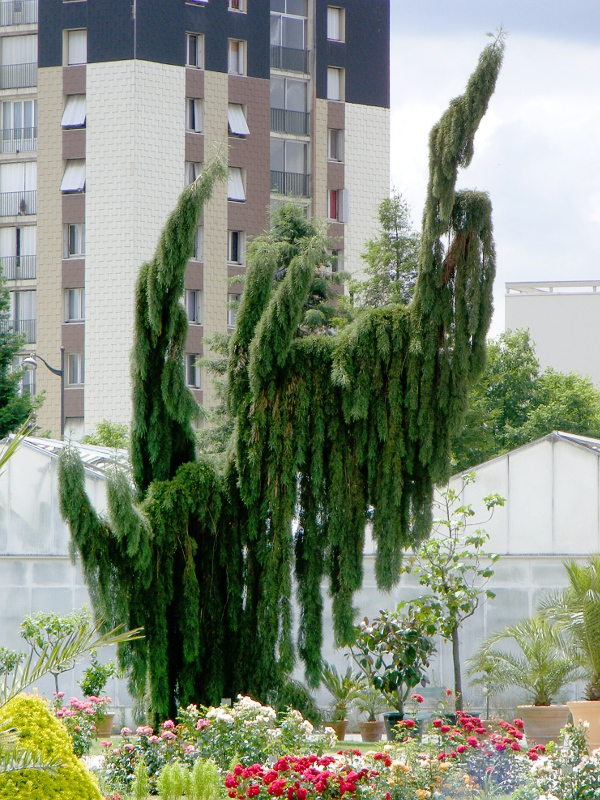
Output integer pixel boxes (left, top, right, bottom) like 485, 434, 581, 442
22, 346, 65, 438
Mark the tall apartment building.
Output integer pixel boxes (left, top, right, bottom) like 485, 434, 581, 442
1, 0, 390, 438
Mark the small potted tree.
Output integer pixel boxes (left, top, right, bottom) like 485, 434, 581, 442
349, 604, 436, 740
79, 654, 117, 736
355, 684, 387, 742
467, 614, 583, 745
320, 662, 363, 741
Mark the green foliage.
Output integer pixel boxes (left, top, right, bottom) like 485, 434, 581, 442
82, 420, 129, 450
541, 556, 600, 700
467, 615, 584, 707
58, 39, 504, 719
0, 694, 101, 799
130, 756, 149, 800
320, 662, 364, 721
158, 761, 188, 800
354, 683, 387, 721
0, 278, 34, 439
453, 329, 600, 471
0, 648, 24, 676
79, 654, 116, 698
401, 476, 503, 709
188, 758, 223, 800
351, 191, 420, 308
350, 606, 437, 713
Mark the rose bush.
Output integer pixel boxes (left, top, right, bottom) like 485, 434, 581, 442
52, 692, 110, 756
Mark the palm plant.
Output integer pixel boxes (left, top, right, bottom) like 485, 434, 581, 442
320, 662, 364, 721
354, 684, 387, 721
467, 615, 583, 706
540, 557, 600, 700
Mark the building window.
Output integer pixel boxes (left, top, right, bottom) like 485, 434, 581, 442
328, 188, 349, 222
68, 352, 84, 385
270, 138, 308, 174
64, 223, 85, 257
270, 0, 308, 50
327, 249, 342, 273
194, 226, 203, 261
0, 225, 36, 279
186, 353, 202, 389
185, 290, 202, 324
229, 0, 246, 11
61, 95, 85, 128
186, 98, 203, 133
66, 29, 87, 65
327, 67, 344, 101
186, 34, 204, 68
0, 160, 37, 214
228, 39, 246, 76
1, 35, 37, 89
327, 128, 343, 161
227, 167, 245, 202
228, 231, 244, 264
327, 7, 345, 41
66, 287, 85, 321
61, 160, 85, 193
185, 162, 203, 185
228, 104, 250, 137
13, 355, 35, 397
228, 293, 241, 328
270, 77, 308, 113
2, 99, 37, 151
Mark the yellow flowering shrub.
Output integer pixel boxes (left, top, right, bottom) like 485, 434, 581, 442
0, 694, 102, 800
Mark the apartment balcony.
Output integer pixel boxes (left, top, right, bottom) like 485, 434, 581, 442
0, 254, 35, 279
0, 0, 38, 26
270, 45, 310, 74
0, 189, 36, 216
1, 317, 36, 343
1, 61, 37, 89
1, 126, 37, 153
270, 108, 310, 136
270, 170, 310, 198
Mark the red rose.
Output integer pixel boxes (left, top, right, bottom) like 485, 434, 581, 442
437, 753, 446, 761
467, 737, 478, 748
413, 694, 424, 703
456, 745, 466, 754
475, 727, 487, 735
510, 742, 521, 752
403, 719, 415, 729
513, 718, 524, 729
440, 725, 451, 733
297, 789, 307, 800
433, 719, 442, 728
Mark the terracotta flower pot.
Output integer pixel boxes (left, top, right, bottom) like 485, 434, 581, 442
358, 719, 385, 742
518, 704, 570, 747
97, 711, 115, 736
330, 719, 349, 741
567, 700, 600, 752
383, 712, 404, 741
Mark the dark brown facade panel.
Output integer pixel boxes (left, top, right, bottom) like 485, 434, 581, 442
62, 193, 85, 224
64, 387, 84, 418
327, 100, 345, 129
185, 260, 203, 290
186, 67, 204, 98
227, 264, 246, 282
228, 74, 252, 105
62, 322, 84, 351
191, 389, 203, 405
185, 325, 204, 353
185, 132, 204, 164
328, 222, 345, 249
327, 161, 345, 191
62, 128, 86, 160
63, 65, 86, 95
228, 136, 248, 169
62, 258, 85, 288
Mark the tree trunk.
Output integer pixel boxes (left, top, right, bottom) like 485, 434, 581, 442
452, 626, 463, 712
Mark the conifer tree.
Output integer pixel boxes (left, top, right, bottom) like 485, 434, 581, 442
58, 36, 505, 721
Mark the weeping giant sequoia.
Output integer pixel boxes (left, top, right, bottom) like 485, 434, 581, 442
58, 38, 504, 720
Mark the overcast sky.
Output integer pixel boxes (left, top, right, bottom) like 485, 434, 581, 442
389, 1, 600, 335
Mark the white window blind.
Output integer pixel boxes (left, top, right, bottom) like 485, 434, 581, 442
338, 188, 349, 223
1, 161, 35, 191
20, 225, 35, 254
228, 104, 250, 136
61, 160, 86, 192
327, 67, 340, 101
185, 162, 202, 185
67, 30, 87, 65
0, 227, 14, 257
227, 168, 245, 201
327, 7, 341, 40
61, 95, 86, 128
228, 40, 245, 75
186, 98, 203, 132
2, 35, 37, 65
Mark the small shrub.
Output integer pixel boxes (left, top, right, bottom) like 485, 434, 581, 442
0, 694, 102, 800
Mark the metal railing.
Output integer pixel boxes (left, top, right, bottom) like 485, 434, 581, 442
1, 126, 37, 153
270, 170, 310, 198
0, 190, 37, 216
1, 61, 37, 89
270, 45, 310, 74
0, 254, 36, 279
0, 0, 38, 25
1, 317, 36, 342
270, 108, 310, 136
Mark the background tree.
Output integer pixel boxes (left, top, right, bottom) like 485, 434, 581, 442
0, 279, 34, 437
58, 37, 505, 721
350, 191, 419, 308
452, 329, 600, 471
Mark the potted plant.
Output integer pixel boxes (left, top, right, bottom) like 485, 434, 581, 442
79, 654, 117, 736
467, 614, 583, 745
349, 604, 436, 740
542, 557, 600, 751
355, 684, 387, 742
320, 662, 363, 741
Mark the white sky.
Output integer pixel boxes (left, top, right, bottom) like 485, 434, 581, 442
389, 1, 600, 335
